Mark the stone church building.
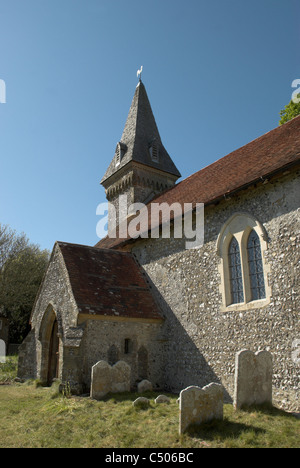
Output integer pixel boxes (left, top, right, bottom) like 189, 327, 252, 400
18, 80, 299, 409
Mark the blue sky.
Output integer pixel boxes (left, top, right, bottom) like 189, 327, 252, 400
0, 0, 299, 251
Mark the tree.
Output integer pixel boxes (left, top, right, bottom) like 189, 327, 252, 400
279, 94, 300, 125
0, 224, 50, 343
0, 225, 28, 271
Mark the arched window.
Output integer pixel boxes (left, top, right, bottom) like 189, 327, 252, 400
217, 213, 271, 311
247, 230, 266, 301
228, 237, 244, 304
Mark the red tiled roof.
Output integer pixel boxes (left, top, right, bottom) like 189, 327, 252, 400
57, 242, 163, 321
96, 116, 300, 250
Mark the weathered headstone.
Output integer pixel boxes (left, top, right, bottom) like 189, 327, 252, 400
90, 360, 111, 400
111, 360, 131, 393
179, 383, 223, 434
155, 394, 170, 404
133, 397, 150, 408
234, 349, 273, 409
137, 379, 153, 393
90, 360, 131, 400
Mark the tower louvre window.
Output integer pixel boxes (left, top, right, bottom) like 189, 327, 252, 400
115, 142, 127, 167
149, 140, 159, 162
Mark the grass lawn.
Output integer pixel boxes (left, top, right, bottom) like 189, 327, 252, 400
0, 358, 299, 448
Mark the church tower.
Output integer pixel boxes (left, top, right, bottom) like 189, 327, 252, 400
101, 79, 181, 231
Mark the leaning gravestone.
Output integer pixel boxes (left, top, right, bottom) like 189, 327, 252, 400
234, 349, 273, 409
90, 361, 111, 400
179, 383, 223, 434
90, 360, 131, 400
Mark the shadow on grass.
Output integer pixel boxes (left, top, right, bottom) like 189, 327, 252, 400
185, 404, 299, 444
186, 417, 266, 442
239, 403, 297, 419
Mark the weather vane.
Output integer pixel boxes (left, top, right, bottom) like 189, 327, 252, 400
137, 66, 143, 82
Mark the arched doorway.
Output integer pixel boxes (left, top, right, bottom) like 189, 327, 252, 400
47, 319, 59, 385
39, 305, 61, 385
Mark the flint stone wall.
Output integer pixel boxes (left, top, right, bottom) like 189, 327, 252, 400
131, 170, 300, 410
80, 319, 164, 391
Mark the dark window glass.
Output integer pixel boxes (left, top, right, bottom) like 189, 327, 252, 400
124, 338, 131, 354
247, 230, 266, 300
228, 237, 244, 304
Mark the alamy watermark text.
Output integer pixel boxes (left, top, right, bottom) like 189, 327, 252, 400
291, 79, 300, 104
0, 79, 6, 104
96, 196, 204, 250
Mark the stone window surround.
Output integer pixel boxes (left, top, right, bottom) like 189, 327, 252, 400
115, 142, 127, 167
217, 212, 271, 312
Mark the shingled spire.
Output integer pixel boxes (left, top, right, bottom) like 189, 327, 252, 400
101, 80, 181, 229
101, 81, 181, 184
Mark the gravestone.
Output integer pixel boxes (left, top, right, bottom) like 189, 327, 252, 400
179, 383, 223, 434
0, 339, 6, 364
132, 397, 150, 408
234, 349, 273, 409
111, 360, 131, 393
155, 394, 170, 404
90, 360, 131, 400
137, 379, 152, 393
90, 360, 111, 400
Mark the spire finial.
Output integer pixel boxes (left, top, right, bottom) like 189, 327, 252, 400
137, 65, 143, 82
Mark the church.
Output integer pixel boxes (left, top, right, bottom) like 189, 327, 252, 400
18, 79, 300, 410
